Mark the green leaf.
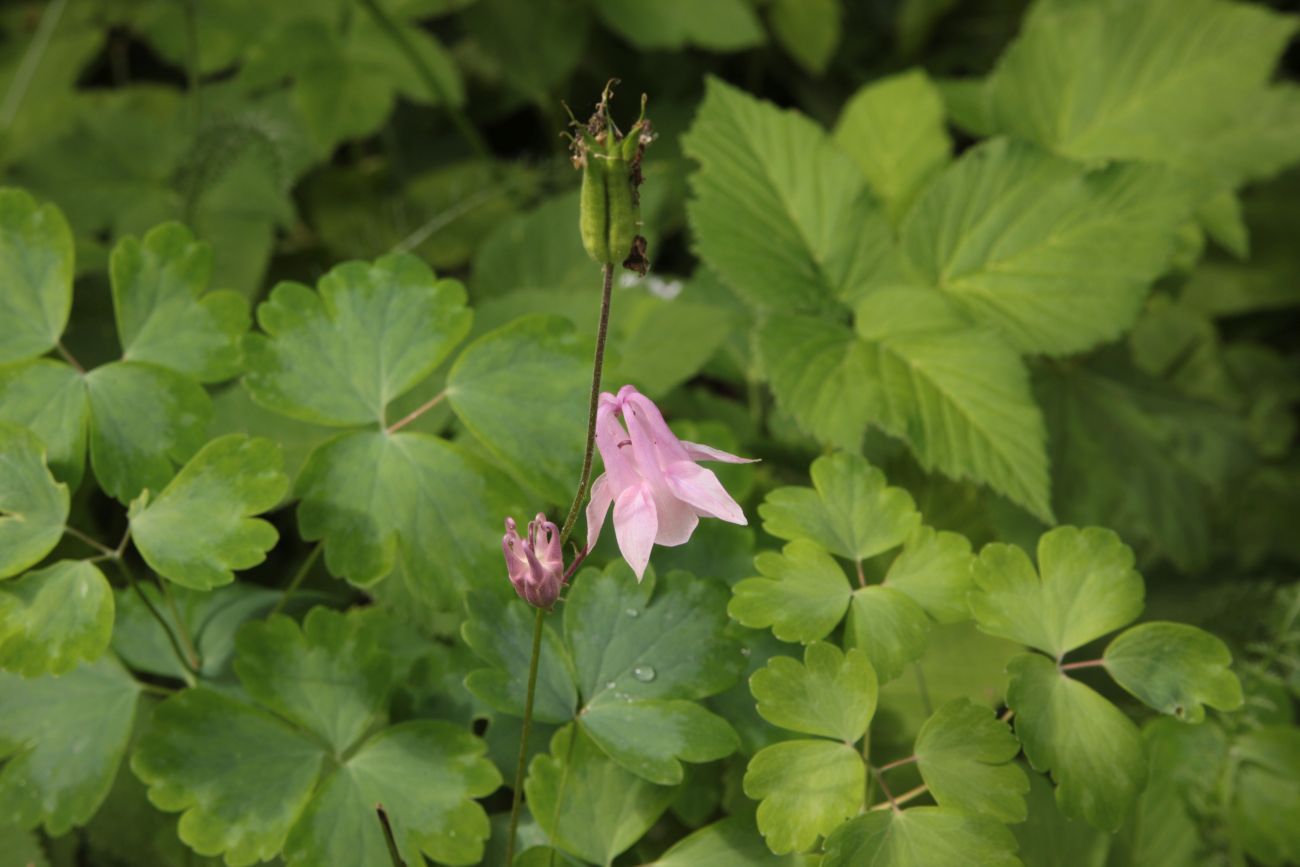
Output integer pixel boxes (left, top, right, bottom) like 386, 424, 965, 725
84, 360, 212, 504
750, 642, 877, 742
851, 289, 1053, 521
579, 697, 738, 786
242, 253, 471, 427
1103, 622, 1243, 722
833, 70, 951, 221
846, 585, 931, 684
683, 77, 883, 313
0, 360, 89, 487
129, 434, 287, 590
650, 815, 804, 866
0, 422, 69, 579
914, 698, 1028, 823
1012, 772, 1110, 867
0, 658, 140, 835
594, 0, 764, 51
897, 138, 1193, 356
461, 0, 588, 101
744, 739, 864, 854
447, 314, 588, 503
282, 721, 499, 867
822, 807, 1021, 867
525, 724, 675, 866
883, 526, 974, 624
462, 592, 578, 725
110, 222, 248, 382
0, 188, 74, 364
1230, 726, 1300, 866
1006, 652, 1145, 831
0, 560, 113, 676
982, 0, 1297, 171
294, 429, 524, 604
760, 452, 920, 562
768, 0, 840, 74
970, 526, 1144, 658
729, 540, 852, 643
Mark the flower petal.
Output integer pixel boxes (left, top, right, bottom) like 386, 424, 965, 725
595, 400, 641, 492
681, 440, 758, 464
649, 483, 699, 547
622, 388, 691, 467
663, 460, 747, 525
585, 474, 612, 552
613, 483, 658, 581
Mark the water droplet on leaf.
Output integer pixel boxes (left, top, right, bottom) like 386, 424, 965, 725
625, 608, 639, 618
632, 665, 656, 682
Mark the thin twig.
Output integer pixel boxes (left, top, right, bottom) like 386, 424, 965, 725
55, 340, 84, 373
269, 544, 323, 619
869, 782, 929, 812
855, 559, 866, 587
386, 391, 447, 434
376, 805, 407, 867
1059, 658, 1106, 672
64, 526, 114, 557
153, 572, 202, 672
876, 755, 918, 773
116, 559, 197, 683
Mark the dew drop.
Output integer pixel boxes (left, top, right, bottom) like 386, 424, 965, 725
605, 681, 617, 690
625, 608, 640, 618
740, 647, 752, 657
632, 665, 656, 682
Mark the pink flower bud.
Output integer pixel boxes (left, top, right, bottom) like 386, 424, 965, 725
502, 512, 566, 609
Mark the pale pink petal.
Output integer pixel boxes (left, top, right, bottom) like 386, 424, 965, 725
663, 460, 747, 525
681, 440, 758, 464
594, 401, 641, 491
649, 484, 699, 547
622, 388, 691, 466
613, 483, 658, 581
585, 474, 612, 552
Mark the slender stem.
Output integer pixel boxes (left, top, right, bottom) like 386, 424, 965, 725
64, 526, 114, 557
356, 0, 490, 159
386, 391, 447, 434
1059, 658, 1106, 672
376, 806, 407, 867
116, 559, 197, 683
877, 755, 918, 773
914, 662, 933, 717
869, 782, 929, 811
504, 608, 546, 867
136, 681, 178, 698
269, 544, 322, 619
861, 726, 875, 808
153, 573, 201, 672
854, 559, 866, 587
392, 188, 501, 254
999, 707, 1016, 723
0, 0, 67, 128
55, 340, 84, 373
873, 767, 900, 813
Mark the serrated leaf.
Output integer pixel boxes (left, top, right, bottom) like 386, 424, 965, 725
0, 360, 89, 487
769, 0, 840, 74
594, 0, 763, 51
0, 422, 69, 579
294, 429, 524, 605
129, 434, 287, 590
970, 526, 1144, 658
760, 452, 920, 562
751, 642, 877, 742
447, 314, 588, 503
683, 77, 883, 313
1007, 652, 1145, 832
1103, 622, 1242, 723
729, 540, 852, 643
914, 698, 1028, 823
846, 585, 931, 684
833, 70, 951, 221
758, 315, 874, 449
883, 526, 974, 623
0, 658, 140, 835
84, 360, 212, 504
0, 560, 113, 676
822, 807, 1021, 867
462, 592, 578, 725
0, 188, 74, 364
896, 138, 1194, 355
110, 222, 248, 382
242, 253, 471, 427
579, 697, 738, 786
525, 725, 675, 866
744, 739, 864, 854
650, 815, 803, 866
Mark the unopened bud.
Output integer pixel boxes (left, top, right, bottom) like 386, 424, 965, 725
502, 513, 566, 609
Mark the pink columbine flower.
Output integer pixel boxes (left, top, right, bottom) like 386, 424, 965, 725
586, 385, 756, 580
502, 513, 565, 609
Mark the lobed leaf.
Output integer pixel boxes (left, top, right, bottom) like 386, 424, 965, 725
744, 738, 864, 855
750, 642, 877, 743
1103, 622, 1243, 723
0, 422, 69, 579
729, 539, 853, 644
914, 698, 1028, 823
845, 585, 931, 684
822, 807, 1021, 867
0, 360, 90, 487
0, 188, 74, 365
0, 560, 113, 676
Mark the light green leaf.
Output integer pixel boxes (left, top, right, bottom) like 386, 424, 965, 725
833, 70, 951, 221
0, 658, 140, 835
242, 253, 471, 427
235, 609, 393, 755
0, 560, 113, 676
970, 526, 1144, 658
580, 697, 738, 786
729, 540, 852, 643
883, 526, 974, 624
447, 314, 588, 503
526, 724, 676, 866
846, 585, 931, 684
1007, 652, 1145, 832
914, 698, 1028, 823
294, 429, 525, 605
683, 77, 883, 313
1230, 726, 1300, 866
84, 360, 212, 504
0, 360, 89, 487
462, 592, 578, 725
751, 642, 877, 742
649, 815, 804, 866
0, 422, 69, 579
744, 739, 864, 855
282, 721, 499, 867
897, 138, 1193, 355
852, 289, 1053, 522
110, 222, 248, 382
0, 188, 74, 364
758, 315, 874, 449
1012, 772, 1110, 867
129, 434, 287, 590
594, 0, 764, 51
822, 807, 1021, 867
760, 452, 920, 563
769, 0, 840, 74
1103, 622, 1242, 722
